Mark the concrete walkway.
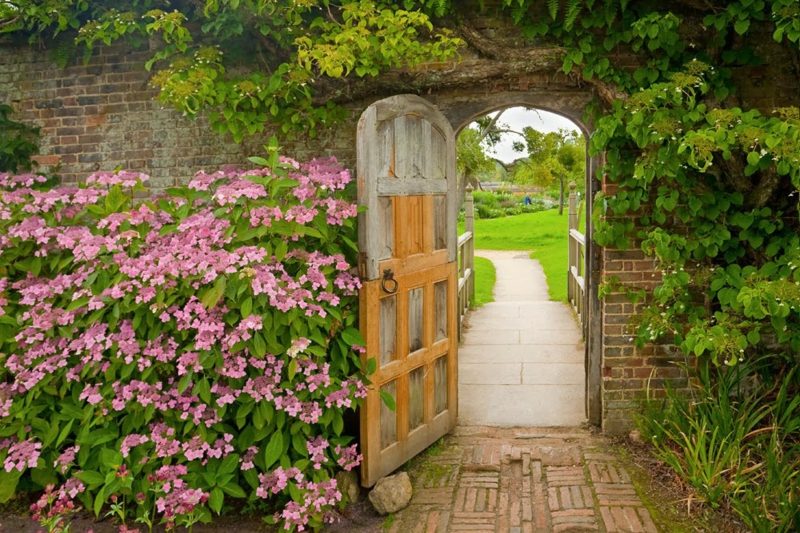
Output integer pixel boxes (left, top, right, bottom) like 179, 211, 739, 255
459, 250, 586, 427
387, 426, 658, 533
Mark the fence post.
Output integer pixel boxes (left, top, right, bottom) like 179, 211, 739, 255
567, 181, 577, 304
568, 181, 577, 231
465, 185, 475, 306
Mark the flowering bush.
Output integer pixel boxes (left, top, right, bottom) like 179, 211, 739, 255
0, 157, 368, 531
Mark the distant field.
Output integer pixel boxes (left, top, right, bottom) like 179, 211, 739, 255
460, 209, 569, 302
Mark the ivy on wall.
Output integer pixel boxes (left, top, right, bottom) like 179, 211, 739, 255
1, 1, 462, 141
0, 104, 40, 173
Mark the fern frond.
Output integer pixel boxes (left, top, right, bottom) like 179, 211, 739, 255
564, 0, 582, 30
548, 0, 559, 20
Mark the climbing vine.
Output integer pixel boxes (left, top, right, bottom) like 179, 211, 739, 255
0, 104, 39, 173
0, 1, 462, 141
483, 0, 800, 369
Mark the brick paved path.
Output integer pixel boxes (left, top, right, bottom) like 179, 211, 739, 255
387, 426, 658, 533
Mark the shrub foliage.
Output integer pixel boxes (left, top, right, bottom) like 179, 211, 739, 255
0, 158, 367, 531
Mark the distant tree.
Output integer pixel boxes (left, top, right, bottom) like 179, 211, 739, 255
512, 128, 584, 214
457, 109, 528, 193
456, 126, 496, 192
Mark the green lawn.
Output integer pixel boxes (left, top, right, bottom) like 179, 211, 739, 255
461, 209, 569, 302
472, 256, 496, 307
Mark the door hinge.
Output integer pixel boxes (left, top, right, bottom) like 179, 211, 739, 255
357, 252, 367, 279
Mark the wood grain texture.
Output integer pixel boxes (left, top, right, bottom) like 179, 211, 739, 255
357, 95, 458, 487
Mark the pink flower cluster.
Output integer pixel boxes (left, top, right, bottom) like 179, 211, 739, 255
151, 464, 209, 521
274, 478, 342, 531
86, 170, 149, 187
30, 478, 86, 527
335, 444, 362, 472
0, 160, 367, 530
3, 438, 41, 472
54, 445, 80, 474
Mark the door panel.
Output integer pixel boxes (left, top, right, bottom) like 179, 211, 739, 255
357, 95, 458, 487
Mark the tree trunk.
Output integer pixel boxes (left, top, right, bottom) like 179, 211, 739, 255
558, 178, 564, 215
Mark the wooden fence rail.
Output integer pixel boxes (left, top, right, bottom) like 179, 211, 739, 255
456, 186, 475, 339
567, 182, 586, 332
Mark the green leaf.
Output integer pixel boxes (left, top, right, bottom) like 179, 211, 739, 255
241, 297, 253, 318
93, 486, 108, 516
221, 482, 247, 498
0, 470, 22, 503
100, 448, 123, 468
332, 413, 344, 435
341, 327, 365, 347
252, 332, 267, 357
263, 431, 283, 469
734, 18, 750, 35
84, 427, 119, 447
218, 453, 240, 476
380, 390, 396, 411
201, 276, 227, 309
209, 487, 224, 514
74, 470, 105, 487
248, 156, 269, 167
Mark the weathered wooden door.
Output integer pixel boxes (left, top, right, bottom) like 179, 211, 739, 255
357, 94, 458, 487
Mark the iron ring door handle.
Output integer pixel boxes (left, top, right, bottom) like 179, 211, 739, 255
381, 269, 398, 294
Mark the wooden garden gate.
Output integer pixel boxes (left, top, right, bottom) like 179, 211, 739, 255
357, 94, 459, 487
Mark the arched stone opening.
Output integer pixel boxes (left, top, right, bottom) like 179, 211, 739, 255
440, 97, 601, 428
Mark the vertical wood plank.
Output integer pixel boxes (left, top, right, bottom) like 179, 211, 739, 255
380, 380, 397, 449
422, 195, 434, 254
408, 366, 425, 431
378, 197, 393, 260
434, 356, 448, 415
407, 287, 424, 353
428, 126, 446, 181
414, 118, 430, 179
380, 295, 397, 367
433, 195, 447, 251
447, 262, 458, 422
378, 119, 395, 179
434, 280, 448, 342
394, 115, 409, 179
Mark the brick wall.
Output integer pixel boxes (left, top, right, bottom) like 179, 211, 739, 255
0, 42, 361, 189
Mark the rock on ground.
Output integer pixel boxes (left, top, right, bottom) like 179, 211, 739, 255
368, 471, 412, 515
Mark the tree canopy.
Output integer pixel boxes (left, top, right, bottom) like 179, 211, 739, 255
512, 128, 584, 213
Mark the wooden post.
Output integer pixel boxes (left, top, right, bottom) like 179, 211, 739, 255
567, 181, 577, 304
465, 185, 475, 307
568, 181, 577, 231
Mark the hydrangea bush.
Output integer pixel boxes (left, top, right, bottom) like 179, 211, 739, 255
0, 157, 368, 532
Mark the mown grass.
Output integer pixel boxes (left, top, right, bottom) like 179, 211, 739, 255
461, 208, 569, 301
472, 256, 495, 307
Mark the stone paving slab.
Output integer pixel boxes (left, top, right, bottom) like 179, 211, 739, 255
389, 427, 659, 533
459, 384, 585, 427
459, 251, 586, 427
